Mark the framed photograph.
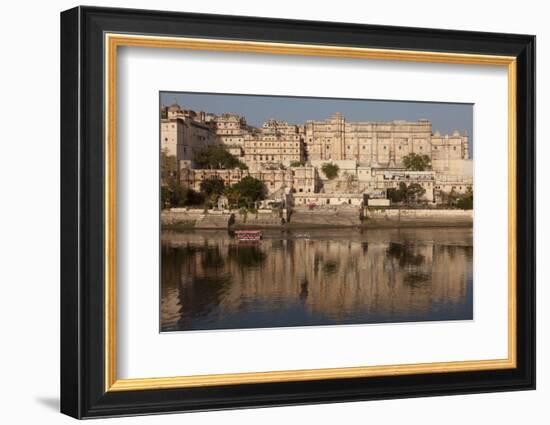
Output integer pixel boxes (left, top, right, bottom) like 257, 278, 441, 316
60, 6, 535, 419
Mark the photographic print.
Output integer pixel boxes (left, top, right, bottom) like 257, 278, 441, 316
61, 9, 535, 417
160, 92, 474, 332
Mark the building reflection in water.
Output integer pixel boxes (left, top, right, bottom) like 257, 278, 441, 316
161, 228, 473, 331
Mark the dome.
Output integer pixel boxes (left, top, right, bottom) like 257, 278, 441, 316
167, 102, 182, 112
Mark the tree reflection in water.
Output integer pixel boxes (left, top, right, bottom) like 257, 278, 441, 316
161, 228, 473, 331
386, 242, 425, 267
227, 245, 267, 268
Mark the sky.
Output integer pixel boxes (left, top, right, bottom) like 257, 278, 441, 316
161, 91, 473, 152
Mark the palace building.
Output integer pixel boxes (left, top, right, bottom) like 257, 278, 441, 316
160, 103, 472, 204
304, 113, 469, 172
179, 165, 318, 195
243, 119, 305, 167
211, 113, 249, 147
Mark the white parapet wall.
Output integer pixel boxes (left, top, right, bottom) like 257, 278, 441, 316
367, 198, 391, 207
367, 208, 473, 222
161, 209, 205, 225
292, 192, 364, 206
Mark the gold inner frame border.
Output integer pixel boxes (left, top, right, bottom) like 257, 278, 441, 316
104, 33, 517, 392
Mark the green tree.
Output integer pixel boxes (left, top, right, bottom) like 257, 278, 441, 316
442, 188, 460, 207
161, 182, 204, 208
455, 187, 473, 209
160, 149, 181, 208
404, 183, 426, 204
193, 146, 248, 170
160, 149, 178, 185
225, 176, 266, 208
290, 161, 304, 167
402, 153, 432, 171
456, 196, 473, 210
161, 180, 184, 208
199, 176, 225, 196
224, 186, 242, 208
387, 182, 426, 205
160, 149, 206, 208
184, 188, 205, 206
387, 183, 405, 203
321, 163, 340, 179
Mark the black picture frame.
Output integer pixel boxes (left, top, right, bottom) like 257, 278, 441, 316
61, 5, 535, 419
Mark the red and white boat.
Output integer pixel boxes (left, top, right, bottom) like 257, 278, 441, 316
234, 230, 262, 242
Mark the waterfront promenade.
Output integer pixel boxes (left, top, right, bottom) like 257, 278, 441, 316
161, 207, 473, 230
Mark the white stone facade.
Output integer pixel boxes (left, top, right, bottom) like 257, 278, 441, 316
161, 103, 472, 204
304, 113, 468, 170
179, 165, 318, 196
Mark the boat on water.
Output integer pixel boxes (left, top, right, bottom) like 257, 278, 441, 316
234, 230, 262, 242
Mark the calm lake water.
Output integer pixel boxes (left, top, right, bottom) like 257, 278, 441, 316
161, 228, 473, 332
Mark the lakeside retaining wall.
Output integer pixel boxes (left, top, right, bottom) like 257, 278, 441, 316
161, 208, 282, 228
291, 207, 361, 226
233, 210, 283, 227
161, 209, 232, 229
366, 208, 472, 223
161, 207, 473, 228
161, 209, 204, 225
